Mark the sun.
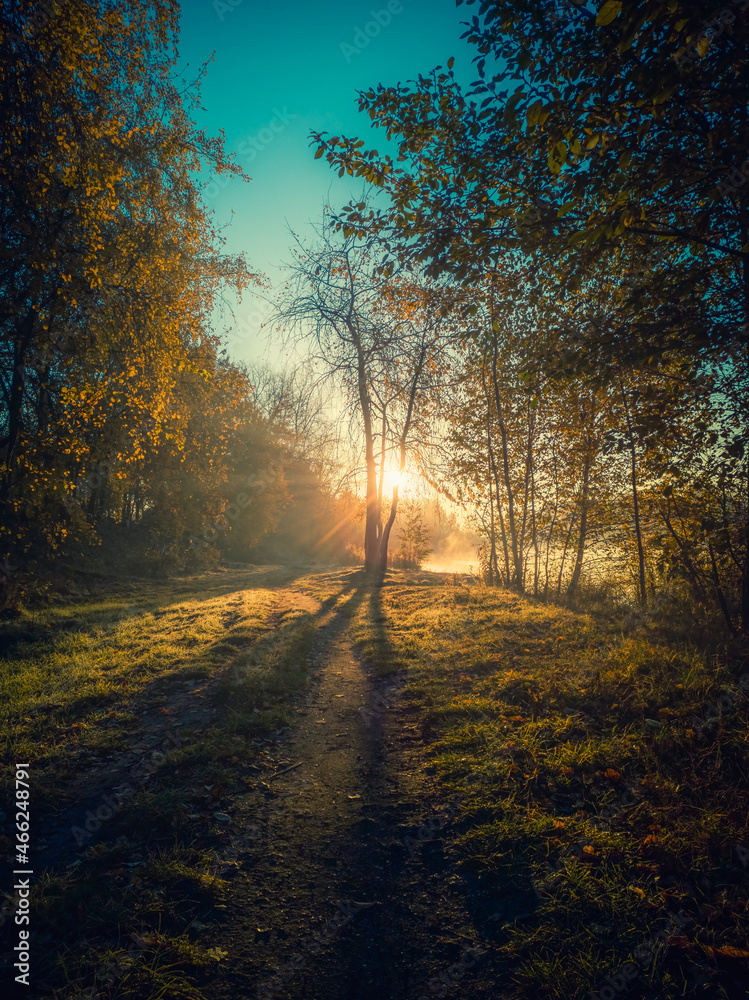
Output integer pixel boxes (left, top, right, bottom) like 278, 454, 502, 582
388, 468, 404, 491
381, 466, 419, 496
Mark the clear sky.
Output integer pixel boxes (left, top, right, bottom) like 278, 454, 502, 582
177, 0, 476, 364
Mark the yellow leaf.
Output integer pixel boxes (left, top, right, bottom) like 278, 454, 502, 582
596, 1, 622, 26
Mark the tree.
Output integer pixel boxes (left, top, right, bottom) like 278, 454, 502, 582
277, 211, 448, 575
313, 0, 747, 358
309, 1, 748, 627
396, 499, 432, 568
0, 0, 256, 588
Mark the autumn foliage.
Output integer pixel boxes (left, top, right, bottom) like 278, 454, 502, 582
0, 0, 265, 597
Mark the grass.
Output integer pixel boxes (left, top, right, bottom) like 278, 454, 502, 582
3, 565, 748, 999
37, 842, 226, 999
349, 574, 749, 1000
0, 565, 320, 998
0, 570, 278, 770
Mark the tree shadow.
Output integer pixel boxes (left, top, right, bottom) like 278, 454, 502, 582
289, 572, 539, 999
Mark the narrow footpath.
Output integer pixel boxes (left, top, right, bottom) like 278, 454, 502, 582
200, 593, 507, 1000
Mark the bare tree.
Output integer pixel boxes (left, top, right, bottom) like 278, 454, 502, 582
277, 212, 445, 575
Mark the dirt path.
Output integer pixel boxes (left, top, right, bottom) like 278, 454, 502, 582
198, 595, 507, 1000
25, 575, 513, 999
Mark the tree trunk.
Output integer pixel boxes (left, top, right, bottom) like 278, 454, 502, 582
490, 345, 523, 589
0, 315, 33, 503
484, 386, 511, 583
707, 539, 735, 633
487, 458, 496, 586
740, 454, 749, 634
567, 401, 595, 601
356, 335, 379, 573
378, 483, 399, 575
376, 407, 387, 545
741, 252, 749, 633
544, 435, 560, 601
557, 509, 576, 599
621, 385, 647, 608
566, 441, 592, 602
662, 504, 706, 603
528, 408, 539, 596
376, 348, 424, 577
519, 404, 534, 592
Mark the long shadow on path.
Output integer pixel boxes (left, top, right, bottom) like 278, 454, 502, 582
202, 576, 512, 1000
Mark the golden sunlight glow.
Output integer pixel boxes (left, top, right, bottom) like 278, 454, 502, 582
381, 465, 420, 496
387, 468, 404, 492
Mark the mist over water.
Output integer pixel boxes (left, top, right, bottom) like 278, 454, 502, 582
424, 558, 476, 575
423, 528, 481, 576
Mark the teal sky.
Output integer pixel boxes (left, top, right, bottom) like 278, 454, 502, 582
177, 0, 476, 363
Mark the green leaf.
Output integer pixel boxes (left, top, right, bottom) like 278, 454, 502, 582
567, 230, 588, 246
506, 90, 525, 113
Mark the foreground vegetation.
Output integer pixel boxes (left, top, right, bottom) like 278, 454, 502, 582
1, 566, 744, 997
0, 566, 320, 997
351, 574, 749, 999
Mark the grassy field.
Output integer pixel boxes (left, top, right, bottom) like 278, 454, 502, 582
1, 566, 747, 999
0, 566, 320, 997
350, 573, 749, 999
